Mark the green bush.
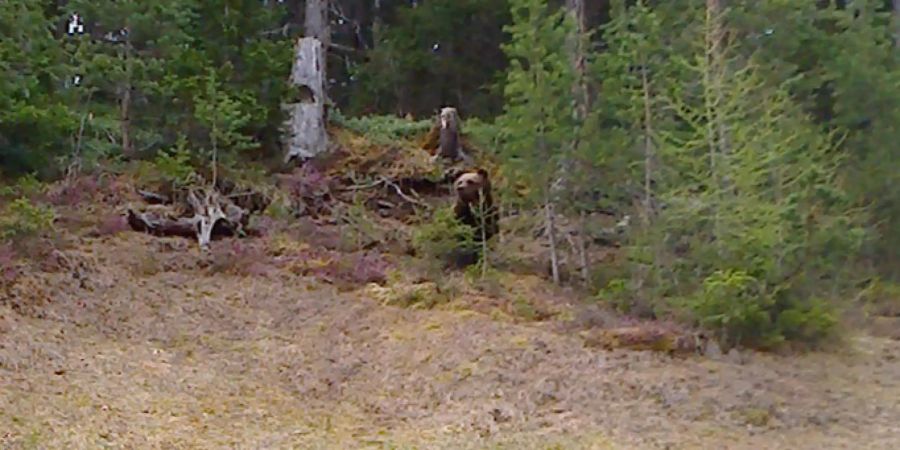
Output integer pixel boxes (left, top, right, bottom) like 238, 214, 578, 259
412, 206, 478, 269
775, 300, 838, 346
133, 138, 199, 191
684, 269, 838, 349
0, 197, 56, 240
0, 173, 45, 199
152, 140, 198, 187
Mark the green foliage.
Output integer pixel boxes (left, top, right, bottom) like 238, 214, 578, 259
858, 278, 900, 317
496, 0, 576, 204
347, 0, 511, 118
149, 139, 197, 187
0, 173, 46, 200
687, 270, 778, 348
0, 0, 78, 177
596, 278, 632, 313
193, 69, 257, 173
595, 1, 864, 348
412, 206, 477, 268
331, 110, 434, 146
0, 198, 55, 240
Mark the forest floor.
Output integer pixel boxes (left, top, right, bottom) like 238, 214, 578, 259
1, 230, 899, 449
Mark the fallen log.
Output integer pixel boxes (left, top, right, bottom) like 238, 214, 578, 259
127, 208, 198, 239
126, 186, 252, 249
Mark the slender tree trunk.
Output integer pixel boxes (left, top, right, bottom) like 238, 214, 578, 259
545, 187, 561, 285
479, 188, 489, 279
577, 211, 589, 283
121, 24, 134, 158
566, 0, 591, 284
372, 0, 382, 48
641, 63, 654, 225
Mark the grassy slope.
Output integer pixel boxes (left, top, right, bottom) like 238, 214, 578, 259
1, 233, 899, 449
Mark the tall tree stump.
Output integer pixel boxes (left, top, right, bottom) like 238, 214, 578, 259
284, 37, 328, 163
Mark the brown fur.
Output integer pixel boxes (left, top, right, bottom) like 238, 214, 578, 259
453, 169, 499, 243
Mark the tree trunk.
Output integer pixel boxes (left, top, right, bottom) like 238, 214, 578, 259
641, 63, 654, 225
284, 37, 329, 163
305, 0, 330, 103
577, 211, 589, 283
893, 0, 900, 47
545, 190, 560, 285
565, 0, 590, 285
566, 0, 590, 115
372, 0, 382, 48
121, 24, 134, 158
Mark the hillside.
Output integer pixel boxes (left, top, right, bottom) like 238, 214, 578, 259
1, 125, 899, 449
2, 230, 900, 449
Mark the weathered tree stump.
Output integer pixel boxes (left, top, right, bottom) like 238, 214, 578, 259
284, 37, 328, 164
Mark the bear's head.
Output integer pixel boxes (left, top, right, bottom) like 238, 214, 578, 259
453, 169, 491, 204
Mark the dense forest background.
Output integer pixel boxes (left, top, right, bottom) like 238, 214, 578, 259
2, 0, 899, 348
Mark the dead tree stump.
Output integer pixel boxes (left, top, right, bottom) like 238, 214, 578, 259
284, 37, 328, 164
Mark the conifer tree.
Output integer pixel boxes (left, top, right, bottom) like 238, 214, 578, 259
644, 3, 862, 347
497, 0, 576, 284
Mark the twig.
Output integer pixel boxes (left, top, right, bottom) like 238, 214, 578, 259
341, 179, 385, 192
379, 176, 429, 208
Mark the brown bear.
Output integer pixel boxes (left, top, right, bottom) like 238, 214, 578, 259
450, 168, 499, 267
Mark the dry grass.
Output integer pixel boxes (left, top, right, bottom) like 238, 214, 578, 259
1, 232, 899, 449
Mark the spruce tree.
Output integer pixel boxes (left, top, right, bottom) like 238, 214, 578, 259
497, 0, 576, 283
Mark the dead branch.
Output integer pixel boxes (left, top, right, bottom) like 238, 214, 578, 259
379, 176, 429, 208
137, 189, 170, 205
341, 179, 385, 192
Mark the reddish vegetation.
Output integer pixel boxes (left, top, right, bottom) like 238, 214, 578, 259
93, 214, 131, 237
0, 243, 20, 286
46, 176, 101, 206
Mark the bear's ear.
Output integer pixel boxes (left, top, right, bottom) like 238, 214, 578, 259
476, 168, 489, 179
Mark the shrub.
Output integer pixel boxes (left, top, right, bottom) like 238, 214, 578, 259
0, 198, 55, 241
133, 139, 198, 190
858, 278, 900, 317
46, 175, 100, 206
153, 139, 198, 186
775, 300, 838, 346
412, 206, 478, 270
684, 269, 839, 350
687, 270, 776, 349
0, 173, 46, 201
330, 111, 433, 146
